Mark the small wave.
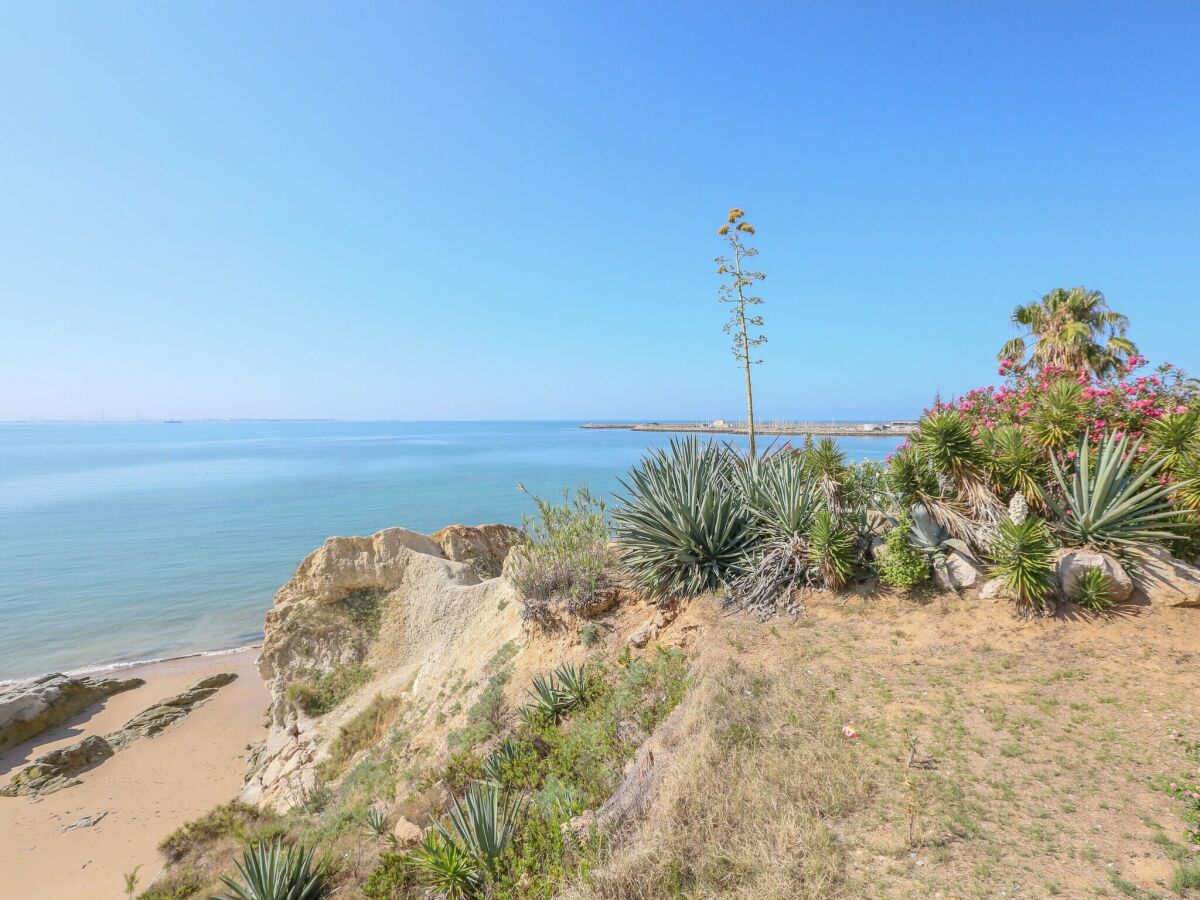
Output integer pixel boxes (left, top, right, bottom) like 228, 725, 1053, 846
0, 642, 262, 688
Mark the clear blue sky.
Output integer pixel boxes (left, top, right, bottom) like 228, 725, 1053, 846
2, 2, 1197, 421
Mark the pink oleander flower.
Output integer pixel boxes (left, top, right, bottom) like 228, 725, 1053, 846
1177, 405, 1189, 414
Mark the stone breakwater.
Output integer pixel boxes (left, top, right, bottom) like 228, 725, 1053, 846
581, 421, 917, 437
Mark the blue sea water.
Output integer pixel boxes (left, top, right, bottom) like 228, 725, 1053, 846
0, 421, 903, 681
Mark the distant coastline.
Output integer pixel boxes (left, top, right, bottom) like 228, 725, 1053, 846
582, 420, 917, 437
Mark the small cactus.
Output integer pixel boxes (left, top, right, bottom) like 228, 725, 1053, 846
1008, 492, 1029, 525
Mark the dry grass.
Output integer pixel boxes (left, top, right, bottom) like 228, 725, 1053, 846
570, 592, 1200, 899
572, 658, 871, 898
317, 692, 404, 781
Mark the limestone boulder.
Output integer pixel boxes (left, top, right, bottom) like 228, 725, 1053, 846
979, 578, 1011, 601
935, 549, 984, 592
392, 816, 423, 847
1054, 549, 1134, 605
0, 673, 143, 755
1127, 545, 1200, 608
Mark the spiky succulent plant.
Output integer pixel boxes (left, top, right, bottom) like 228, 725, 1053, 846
1046, 431, 1189, 550
434, 781, 524, 878
1071, 567, 1117, 612
804, 509, 858, 590
613, 437, 755, 597
212, 839, 326, 900
988, 517, 1058, 610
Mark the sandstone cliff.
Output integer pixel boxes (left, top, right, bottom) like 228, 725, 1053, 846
242, 524, 523, 810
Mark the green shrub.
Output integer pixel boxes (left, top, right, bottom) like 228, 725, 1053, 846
509, 485, 614, 623
1071, 567, 1117, 612
988, 518, 1057, 610
362, 853, 419, 899
876, 513, 931, 589
286, 664, 373, 717
158, 801, 272, 862
613, 437, 755, 598
211, 839, 326, 900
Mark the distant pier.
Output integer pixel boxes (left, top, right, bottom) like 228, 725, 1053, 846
581, 420, 917, 437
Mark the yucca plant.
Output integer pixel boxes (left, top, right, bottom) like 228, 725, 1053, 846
435, 781, 524, 878
481, 736, 524, 784
1029, 379, 1085, 450
1071, 566, 1117, 612
988, 517, 1057, 610
804, 509, 857, 590
212, 839, 326, 900
1147, 411, 1200, 475
1174, 455, 1200, 512
613, 438, 756, 597
982, 425, 1048, 505
915, 411, 1004, 525
805, 437, 849, 513
363, 806, 390, 840
410, 831, 480, 899
888, 445, 988, 550
1046, 431, 1189, 550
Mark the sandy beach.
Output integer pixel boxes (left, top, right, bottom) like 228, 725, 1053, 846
0, 648, 268, 900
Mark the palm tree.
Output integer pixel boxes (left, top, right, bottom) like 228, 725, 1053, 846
998, 286, 1137, 377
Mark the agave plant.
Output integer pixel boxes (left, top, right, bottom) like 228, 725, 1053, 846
804, 509, 857, 590
435, 781, 524, 878
739, 450, 820, 539
522, 662, 588, 723
988, 517, 1057, 610
1146, 411, 1200, 475
410, 831, 480, 899
552, 662, 590, 708
613, 438, 756, 597
907, 504, 975, 583
213, 839, 326, 900
1046, 431, 1189, 550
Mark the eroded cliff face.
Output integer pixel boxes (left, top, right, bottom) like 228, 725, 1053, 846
243, 524, 523, 810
